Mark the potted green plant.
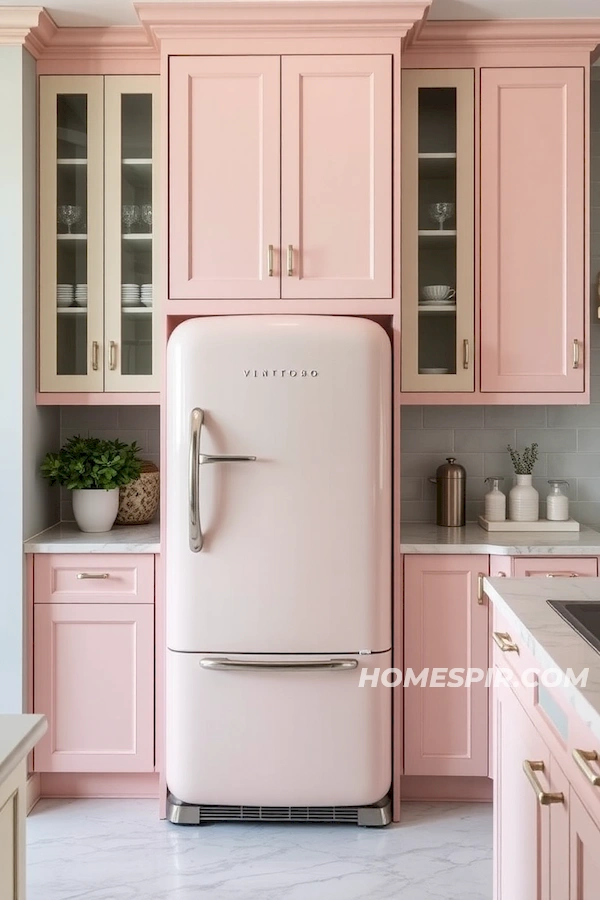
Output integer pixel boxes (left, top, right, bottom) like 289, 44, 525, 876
41, 436, 143, 533
506, 442, 539, 522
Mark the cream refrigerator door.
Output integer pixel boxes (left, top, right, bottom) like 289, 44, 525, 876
166, 315, 391, 653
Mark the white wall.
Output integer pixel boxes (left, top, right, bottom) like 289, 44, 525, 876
0, 46, 59, 714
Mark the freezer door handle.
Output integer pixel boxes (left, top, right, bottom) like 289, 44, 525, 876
189, 407, 257, 553
199, 658, 359, 672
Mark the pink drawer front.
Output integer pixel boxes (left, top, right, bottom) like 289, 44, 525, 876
34, 554, 154, 604
512, 557, 598, 578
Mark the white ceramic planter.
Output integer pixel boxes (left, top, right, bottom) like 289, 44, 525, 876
71, 488, 120, 533
508, 474, 539, 522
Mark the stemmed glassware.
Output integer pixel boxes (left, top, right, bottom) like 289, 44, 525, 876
57, 205, 82, 234
122, 204, 140, 234
140, 204, 152, 233
428, 202, 455, 231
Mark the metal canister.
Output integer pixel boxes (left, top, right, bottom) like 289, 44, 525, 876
429, 457, 466, 527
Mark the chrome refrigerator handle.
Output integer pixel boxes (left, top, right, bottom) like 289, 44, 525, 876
199, 658, 358, 672
189, 407, 257, 553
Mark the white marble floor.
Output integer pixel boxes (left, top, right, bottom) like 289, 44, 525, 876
27, 799, 492, 900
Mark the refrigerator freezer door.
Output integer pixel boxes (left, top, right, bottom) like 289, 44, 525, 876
166, 648, 392, 807
166, 316, 391, 653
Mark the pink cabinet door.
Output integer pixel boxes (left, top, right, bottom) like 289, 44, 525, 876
169, 56, 281, 300
281, 55, 392, 299
570, 789, 600, 898
34, 604, 154, 773
494, 678, 552, 900
481, 68, 585, 393
404, 555, 489, 776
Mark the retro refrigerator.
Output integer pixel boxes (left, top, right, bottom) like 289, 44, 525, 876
166, 315, 392, 825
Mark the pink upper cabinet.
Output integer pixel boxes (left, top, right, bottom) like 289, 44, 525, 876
281, 55, 392, 300
480, 68, 585, 393
169, 56, 281, 300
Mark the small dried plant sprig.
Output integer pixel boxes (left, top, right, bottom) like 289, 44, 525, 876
507, 443, 539, 475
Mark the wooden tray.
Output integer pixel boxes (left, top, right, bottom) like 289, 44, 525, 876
478, 516, 580, 532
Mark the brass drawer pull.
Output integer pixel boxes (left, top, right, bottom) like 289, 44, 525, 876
287, 244, 294, 277
91, 341, 99, 371
573, 339, 581, 369
77, 573, 110, 580
463, 339, 470, 369
523, 760, 564, 806
492, 631, 519, 654
572, 749, 600, 786
267, 244, 274, 277
546, 572, 578, 578
477, 573, 485, 605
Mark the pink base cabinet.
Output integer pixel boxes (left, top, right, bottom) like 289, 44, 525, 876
404, 555, 490, 777
492, 614, 600, 899
33, 555, 155, 774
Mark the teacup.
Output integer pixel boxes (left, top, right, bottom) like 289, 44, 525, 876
421, 285, 455, 302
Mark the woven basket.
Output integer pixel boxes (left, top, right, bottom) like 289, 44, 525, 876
116, 461, 160, 526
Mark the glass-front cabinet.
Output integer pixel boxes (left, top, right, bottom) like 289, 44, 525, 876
401, 70, 474, 392
39, 75, 159, 394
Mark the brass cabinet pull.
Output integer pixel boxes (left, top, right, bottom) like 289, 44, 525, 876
77, 573, 109, 580
546, 572, 578, 578
267, 244, 274, 277
573, 339, 581, 369
572, 749, 600, 786
523, 760, 564, 806
463, 339, 470, 369
477, 573, 485, 605
287, 244, 294, 277
109, 340, 117, 371
91, 341, 99, 371
492, 631, 519, 654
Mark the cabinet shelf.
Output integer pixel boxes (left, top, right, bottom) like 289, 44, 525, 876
418, 230, 457, 248
122, 233, 152, 241
56, 306, 87, 314
418, 153, 457, 178
57, 234, 87, 241
122, 158, 152, 165
417, 304, 457, 314
122, 306, 153, 314
57, 158, 87, 165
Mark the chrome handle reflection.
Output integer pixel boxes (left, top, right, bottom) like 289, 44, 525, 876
199, 454, 256, 465
200, 658, 358, 672
189, 408, 203, 553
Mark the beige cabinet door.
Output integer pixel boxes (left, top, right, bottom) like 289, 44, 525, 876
104, 75, 159, 391
39, 76, 104, 392
401, 69, 474, 392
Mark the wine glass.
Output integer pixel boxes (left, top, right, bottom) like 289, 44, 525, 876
428, 202, 455, 231
58, 205, 82, 234
140, 204, 152, 232
122, 204, 140, 234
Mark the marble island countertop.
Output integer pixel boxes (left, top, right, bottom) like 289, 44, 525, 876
401, 522, 600, 555
24, 521, 160, 553
0, 714, 46, 784
484, 576, 600, 742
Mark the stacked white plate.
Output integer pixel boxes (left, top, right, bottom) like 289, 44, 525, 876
140, 283, 153, 307
122, 283, 140, 307
75, 283, 87, 307
57, 284, 73, 307
419, 299, 455, 306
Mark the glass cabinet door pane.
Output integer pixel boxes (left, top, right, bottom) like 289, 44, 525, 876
120, 94, 153, 377
417, 87, 458, 376
56, 94, 89, 376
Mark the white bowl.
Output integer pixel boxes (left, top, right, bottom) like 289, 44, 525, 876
140, 298, 153, 307
57, 297, 73, 307
421, 285, 454, 302
74, 298, 88, 307
122, 296, 141, 307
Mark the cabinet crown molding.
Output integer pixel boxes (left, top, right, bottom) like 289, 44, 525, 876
0, 6, 57, 57
407, 18, 600, 54
135, 0, 432, 41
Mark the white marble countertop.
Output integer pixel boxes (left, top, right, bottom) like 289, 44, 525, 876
401, 522, 600, 555
485, 576, 600, 742
0, 714, 47, 784
24, 522, 160, 553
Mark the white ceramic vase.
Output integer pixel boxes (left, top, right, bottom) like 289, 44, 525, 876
508, 474, 539, 522
72, 488, 119, 533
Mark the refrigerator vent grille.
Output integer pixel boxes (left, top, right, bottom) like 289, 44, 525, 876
197, 804, 359, 824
